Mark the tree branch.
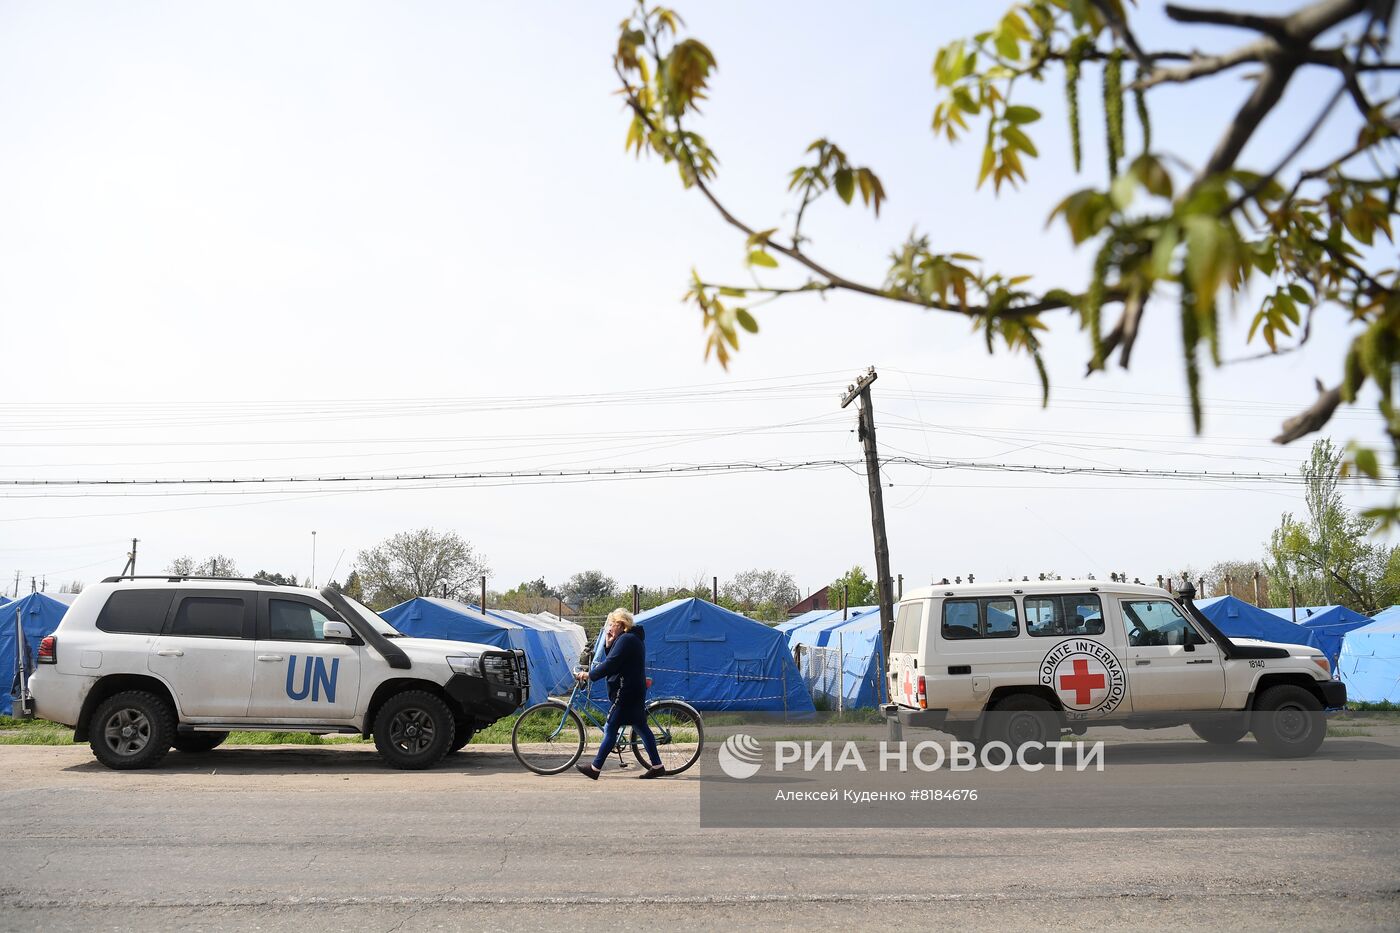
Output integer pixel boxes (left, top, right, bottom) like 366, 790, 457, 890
1090, 0, 1156, 70
1134, 40, 1274, 88
1275, 384, 1344, 444
1165, 4, 1292, 42
617, 67, 1091, 320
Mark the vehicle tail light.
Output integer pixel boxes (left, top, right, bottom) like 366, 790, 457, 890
646, 677, 653, 688
916, 675, 927, 710
37, 635, 57, 664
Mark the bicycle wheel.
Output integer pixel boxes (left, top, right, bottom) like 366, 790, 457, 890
512, 701, 586, 775
632, 700, 704, 775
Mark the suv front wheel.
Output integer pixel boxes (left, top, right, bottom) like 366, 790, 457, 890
1251, 685, 1326, 758
373, 690, 455, 770
89, 691, 175, 770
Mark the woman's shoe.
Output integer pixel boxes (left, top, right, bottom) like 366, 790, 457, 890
639, 766, 666, 779
576, 763, 600, 780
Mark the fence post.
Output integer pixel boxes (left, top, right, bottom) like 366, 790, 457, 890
837, 632, 845, 716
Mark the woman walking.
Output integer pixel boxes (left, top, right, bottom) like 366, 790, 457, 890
576, 608, 664, 779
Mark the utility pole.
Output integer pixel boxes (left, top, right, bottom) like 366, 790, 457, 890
632, 584, 639, 615
712, 576, 718, 603
12, 571, 19, 598
842, 367, 893, 703
311, 531, 317, 589
480, 575, 487, 612
119, 538, 139, 578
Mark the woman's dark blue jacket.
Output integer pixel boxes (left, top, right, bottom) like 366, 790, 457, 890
587, 627, 648, 709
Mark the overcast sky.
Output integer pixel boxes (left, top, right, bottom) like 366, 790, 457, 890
0, 1, 1394, 599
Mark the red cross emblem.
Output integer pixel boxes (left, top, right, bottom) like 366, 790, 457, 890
1058, 658, 1106, 705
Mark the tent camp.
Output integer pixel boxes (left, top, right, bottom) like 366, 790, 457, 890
1260, 605, 1373, 668
590, 597, 813, 713
532, 612, 588, 664
380, 597, 570, 704
4, 592, 76, 716
475, 607, 577, 691
1195, 596, 1325, 657
785, 606, 885, 709
1337, 606, 1400, 703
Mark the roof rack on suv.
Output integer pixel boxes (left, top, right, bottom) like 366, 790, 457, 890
100, 575, 278, 585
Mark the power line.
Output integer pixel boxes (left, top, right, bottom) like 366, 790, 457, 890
0, 456, 1393, 491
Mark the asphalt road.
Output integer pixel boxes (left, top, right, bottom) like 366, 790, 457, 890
2, 731, 1398, 931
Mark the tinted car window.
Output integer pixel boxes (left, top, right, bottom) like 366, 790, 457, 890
1025, 594, 1105, 636
96, 590, 174, 634
169, 597, 246, 639
268, 599, 333, 641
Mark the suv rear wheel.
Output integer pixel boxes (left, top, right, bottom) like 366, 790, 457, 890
1251, 685, 1326, 758
981, 694, 1059, 766
172, 731, 229, 754
89, 691, 175, 770
373, 690, 455, 770
1190, 717, 1248, 745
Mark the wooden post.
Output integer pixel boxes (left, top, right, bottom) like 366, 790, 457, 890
632, 584, 639, 615
1290, 584, 1298, 623
480, 575, 486, 612
842, 368, 893, 705
712, 576, 718, 603
1253, 570, 1262, 606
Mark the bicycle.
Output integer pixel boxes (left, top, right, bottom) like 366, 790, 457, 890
510, 673, 704, 776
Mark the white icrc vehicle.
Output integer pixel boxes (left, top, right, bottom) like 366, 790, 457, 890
29, 576, 529, 770
886, 580, 1346, 757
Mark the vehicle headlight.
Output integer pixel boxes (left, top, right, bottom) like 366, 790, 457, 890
447, 653, 482, 675
1311, 656, 1330, 675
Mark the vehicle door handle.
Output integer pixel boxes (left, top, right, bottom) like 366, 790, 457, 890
257, 655, 285, 662
1187, 659, 1213, 664
1135, 659, 1150, 665
156, 649, 184, 658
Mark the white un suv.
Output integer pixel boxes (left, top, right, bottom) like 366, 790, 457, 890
29, 576, 529, 770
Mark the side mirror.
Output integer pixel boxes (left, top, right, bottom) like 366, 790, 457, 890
323, 620, 354, 641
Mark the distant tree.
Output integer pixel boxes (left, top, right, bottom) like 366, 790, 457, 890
1204, 559, 1269, 603
342, 571, 364, 603
253, 570, 300, 586
829, 566, 876, 609
58, 580, 84, 595
166, 555, 240, 578
722, 568, 800, 621
355, 529, 489, 611
563, 570, 618, 606
1265, 439, 1399, 614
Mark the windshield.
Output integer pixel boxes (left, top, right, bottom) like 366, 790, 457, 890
339, 596, 402, 637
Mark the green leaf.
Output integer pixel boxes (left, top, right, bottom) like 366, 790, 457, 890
1353, 446, 1380, 480
1130, 154, 1173, 199
977, 144, 996, 188
1002, 125, 1039, 157
1004, 105, 1041, 125
1110, 171, 1137, 211
735, 308, 759, 333
747, 250, 779, 269
1150, 224, 1180, 279
718, 287, 747, 297
745, 227, 778, 248
834, 167, 855, 204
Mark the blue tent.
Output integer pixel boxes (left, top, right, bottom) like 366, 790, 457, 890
1196, 596, 1325, 657
1259, 605, 1373, 668
381, 598, 566, 705
1337, 606, 1400, 703
4, 593, 74, 716
590, 598, 813, 713
777, 609, 838, 634
468, 605, 575, 696
786, 607, 885, 709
